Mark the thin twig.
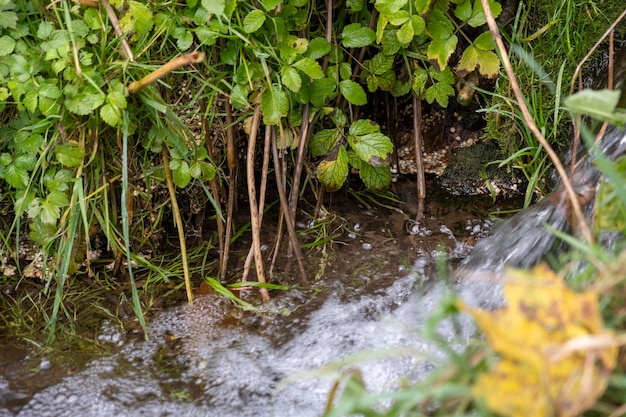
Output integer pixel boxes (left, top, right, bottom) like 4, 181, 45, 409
480, 0, 593, 244
162, 148, 193, 304
246, 106, 271, 302
219, 97, 238, 279
242, 126, 272, 282
271, 128, 310, 285
128, 52, 204, 93
413, 95, 426, 220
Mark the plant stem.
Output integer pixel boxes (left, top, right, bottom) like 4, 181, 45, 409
162, 148, 194, 304
247, 105, 270, 302
413, 95, 426, 220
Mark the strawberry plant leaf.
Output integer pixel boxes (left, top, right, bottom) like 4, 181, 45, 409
170, 159, 191, 188
359, 163, 392, 190
348, 131, 393, 163
425, 80, 455, 107
349, 119, 380, 136
368, 53, 394, 75
339, 80, 367, 106
243, 9, 266, 33
305, 37, 331, 59
474, 31, 495, 50
101, 103, 122, 127
427, 35, 458, 70
311, 128, 343, 157
342, 23, 376, 48
282, 66, 302, 92
55, 144, 85, 168
396, 21, 414, 45
201, 0, 225, 17
412, 67, 429, 96
292, 57, 325, 79
317, 144, 349, 192
476, 49, 500, 78
309, 77, 337, 107
0, 35, 15, 56
374, 0, 407, 15
457, 44, 479, 75
40, 191, 69, 225
261, 87, 289, 125
415, 0, 434, 14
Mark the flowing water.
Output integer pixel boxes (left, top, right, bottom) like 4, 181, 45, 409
2, 123, 625, 417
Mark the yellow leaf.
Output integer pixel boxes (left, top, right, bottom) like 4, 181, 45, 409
459, 264, 617, 417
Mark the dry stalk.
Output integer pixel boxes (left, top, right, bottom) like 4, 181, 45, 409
100, 0, 135, 62
247, 105, 271, 303
128, 52, 205, 94
480, 0, 593, 244
162, 148, 193, 304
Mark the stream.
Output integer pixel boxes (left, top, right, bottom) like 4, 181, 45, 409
2, 121, 625, 417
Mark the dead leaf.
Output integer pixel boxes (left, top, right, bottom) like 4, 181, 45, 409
459, 264, 617, 417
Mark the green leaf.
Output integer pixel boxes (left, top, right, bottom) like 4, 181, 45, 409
457, 45, 479, 74
411, 15, 426, 36
5, 163, 29, 188
317, 144, 349, 191
397, 21, 414, 45
564, 89, 626, 126
349, 119, 381, 136
415, 0, 435, 14
474, 31, 495, 50
348, 131, 393, 163
412, 67, 429, 96
119, 1, 154, 41
342, 23, 376, 48
55, 144, 85, 167
230, 84, 249, 109
44, 169, 73, 193
23, 91, 38, 113
375, 0, 407, 15
454, 0, 472, 23
0, 35, 15, 56
293, 57, 325, 79
427, 9, 454, 39
369, 53, 394, 75
425, 81, 455, 107
64, 86, 105, 116
427, 35, 458, 70
243, 9, 266, 33
339, 80, 367, 106
309, 77, 337, 107
311, 128, 342, 157
465, 0, 502, 27
359, 164, 392, 190
0, 10, 17, 30
202, 0, 225, 16
282, 66, 302, 92
40, 191, 69, 224
476, 49, 500, 78
170, 159, 191, 188
261, 87, 289, 125
305, 37, 331, 59
173, 27, 193, 50
39, 83, 62, 99
101, 103, 122, 127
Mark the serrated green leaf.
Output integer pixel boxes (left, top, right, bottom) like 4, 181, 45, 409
359, 164, 392, 190
349, 119, 381, 136
367, 74, 379, 92
40, 191, 69, 224
387, 10, 410, 26
170, 159, 191, 188
317, 145, 349, 191
348, 131, 393, 162
282, 66, 302, 92
230, 84, 249, 109
195, 26, 217, 45
330, 108, 348, 127
311, 128, 343, 156
476, 49, 500, 77
397, 21, 414, 45
305, 37, 331, 59
375, 70, 396, 91
427, 9, 454, 39
457, 45, 479, 74
23, 91, 38, 113
411, 15, 425, 35
347, 0, 365, 12
55, 144, 85, 167
427, 35, 458, 70
415, 0, 434, 14
101, 103, 121, 127
64, 87, 105, 116
411, 68, 428, 97
261, 87, 289, 125
339, 80, 367, 106
381, 29, 403, 55
17, 133, 44, 155
339, 62, 352, 80
37, 21, 54, 39
39, 97, 59, 116
425, 81, 455, 107
0, 35, 15, 56
466, 0, 502, 27
474, 31, 495, 50
173, 28, 193, 50
565, 89, 626, 126
369, 53, 394, 75
293, 57, 325, 79
309, 77, 337, 107
243, 9, 266, 33
39, 83, 62, 99
454, 0, 472, 22
44, 169, 73, 193
202, 0, 225, 16
0, 10, 17, 30
119, 1, 154, 41
342, 23, 376, 48
5, 163, 29, 188
375, 0, 407, 15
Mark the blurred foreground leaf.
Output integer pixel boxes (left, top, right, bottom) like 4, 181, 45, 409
459, 264, 617, 417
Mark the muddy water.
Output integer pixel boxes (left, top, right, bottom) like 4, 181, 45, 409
1, 185, 521, 417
